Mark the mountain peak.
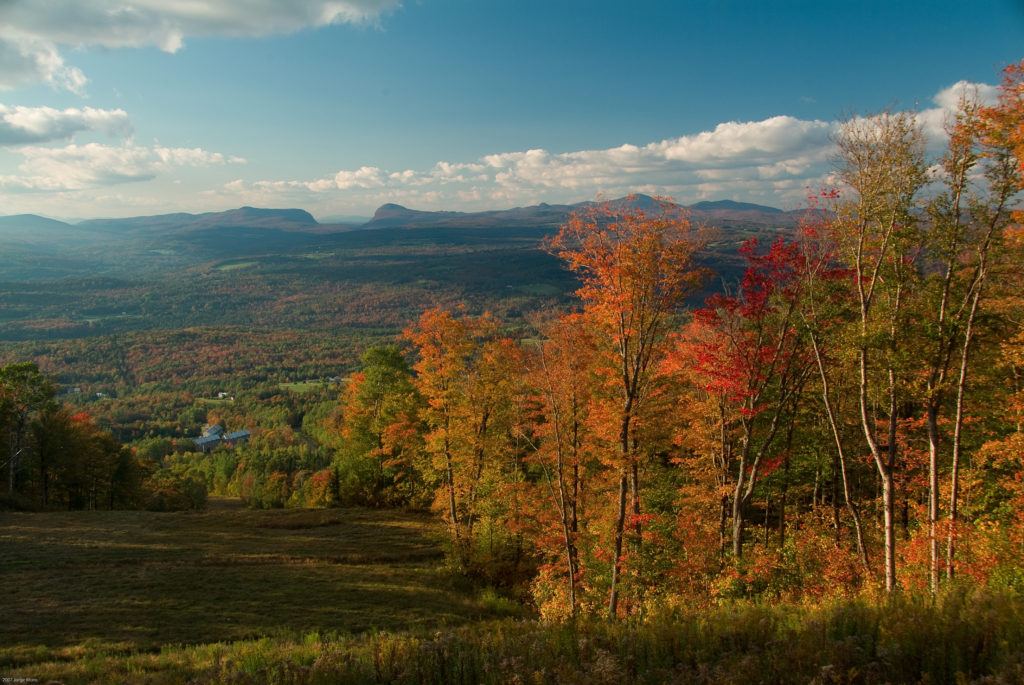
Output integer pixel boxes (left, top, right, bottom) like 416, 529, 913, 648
0, 213, 72, 228
688, 199, 783, 213
371, 203, 417, 221
221, 207, 316, 224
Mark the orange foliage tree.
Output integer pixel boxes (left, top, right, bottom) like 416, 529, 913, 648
521, 312, 598, 617
546, 196, 704, 617
404, 307, 527, 570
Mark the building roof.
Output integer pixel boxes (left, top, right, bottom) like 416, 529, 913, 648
202, 424, 225, 437
223, 430, 251, 441
194, 434, 222, 447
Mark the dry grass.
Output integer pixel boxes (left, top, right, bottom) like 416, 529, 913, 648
4, 589, 1024, 684
0, 498, 515, 679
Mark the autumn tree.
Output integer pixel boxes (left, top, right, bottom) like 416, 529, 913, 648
31, 406, 77, 507
522, 313, 597, 617
335, 345, 426, 505
795, 197, 870, 573
937, 62, 1024, 579
913, 87, 1020, 589
672, 237, 809, 560
829, 111, 928, 591
546, 196, 704, 617
405, 308, 525, 567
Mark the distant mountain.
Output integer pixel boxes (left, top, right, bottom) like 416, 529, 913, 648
0, 214, 73, 231
0, 198, 817, 284
1, 197, 812, 253
78, 206, 355, 235
362, 201, 578, 230
360, 195, 809, 231
686, 199, 818, 230
689, 199, 783, 213
0, 214, 105, 244
191, 206, 317, 228
366, 203, 465, 228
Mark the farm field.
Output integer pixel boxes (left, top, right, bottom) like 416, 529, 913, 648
0, 498, 518, 682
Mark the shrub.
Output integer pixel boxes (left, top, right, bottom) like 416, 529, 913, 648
144, 470, 208, 511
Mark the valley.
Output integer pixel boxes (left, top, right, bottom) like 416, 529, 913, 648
0, 196, 794, 399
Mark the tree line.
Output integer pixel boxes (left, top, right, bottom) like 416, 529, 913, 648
330, 65, 1023, 617
4, 62, 1021, 621
1, 361, 206, 511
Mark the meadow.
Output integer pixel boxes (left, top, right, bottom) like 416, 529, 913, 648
0, 498, 521, 683
2, 497, 1022, 685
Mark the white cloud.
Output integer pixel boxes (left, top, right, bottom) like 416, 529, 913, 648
655, 116, 835, 164
1, 78, 1001, 217
222, 115, 839, 211
932, 80, 999, 110
0, 142, 244, 191
153, 146, 244, 166
218, 79, 999, 215
0, 104, 131, 145
0, 34, 88, 93
919, 80, 1000, 143
332, 165, 386, 189
0, 1, 401, 92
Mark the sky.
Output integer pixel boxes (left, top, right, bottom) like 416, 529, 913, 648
0, 0, 1021, 220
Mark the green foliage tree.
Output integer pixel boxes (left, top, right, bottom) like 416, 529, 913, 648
0, 362, 56, 496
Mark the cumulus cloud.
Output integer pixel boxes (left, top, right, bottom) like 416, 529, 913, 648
919, 80, 1000, 143
217, 79, 1001, 214
0, 34, 88, 93
2, 78, 999, 217
0, 142, 244, 191
655, 116, 835, 164
0, 104, 131, 145
932, 80, 999, 110
442, 117, 837, 197
331, 165, 387, 189
223, 114, 839, 209
0, 0, 401, 91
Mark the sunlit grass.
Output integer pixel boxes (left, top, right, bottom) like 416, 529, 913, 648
278, 380, 330, 393
216, 261, 259, 271
5, 589, 1023, 684
5, 500, 1020, 683
0, 498, 514, 679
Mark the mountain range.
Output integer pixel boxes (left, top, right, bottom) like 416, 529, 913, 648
0, 195, 814, 241
360, 196, 810, 230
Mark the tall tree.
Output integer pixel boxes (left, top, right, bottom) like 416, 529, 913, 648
405, 308, 481, 546
941, 63, 1024, 579
31, 406, 76, 507
336, 345, 425, 504
673, 237, 808, 559
405, 308, 522, 564
546, 196, 703, 617
524, 313, 597, 617
795, 196, 870, 573
1, 362, 56, 496
830, 111, 928, 591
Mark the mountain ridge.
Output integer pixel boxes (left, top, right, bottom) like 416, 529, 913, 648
358, 194, 811, 230
1, 196, 813, 238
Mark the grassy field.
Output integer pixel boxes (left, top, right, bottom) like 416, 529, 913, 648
0, 499, 519, 682
2, 501, 1024, 683
278, 380, 333, 394
216, 261, 259, 271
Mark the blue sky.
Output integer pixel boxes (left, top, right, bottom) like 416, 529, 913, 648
0, 0, 1021, 219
